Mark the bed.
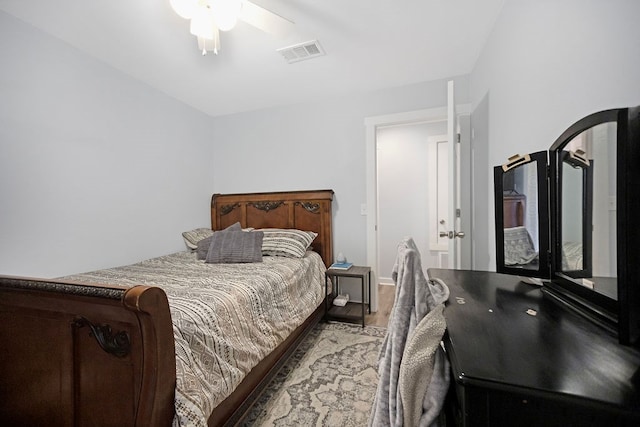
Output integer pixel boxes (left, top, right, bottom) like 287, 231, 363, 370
502, 192, 540, 267
0, 189, 334, 427
503, 225, 539, 266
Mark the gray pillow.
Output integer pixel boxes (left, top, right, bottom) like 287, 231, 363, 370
196, 222, 242, 260
205, 230, 264, 264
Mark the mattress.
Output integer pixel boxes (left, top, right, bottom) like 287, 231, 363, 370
62, 250, 326, 427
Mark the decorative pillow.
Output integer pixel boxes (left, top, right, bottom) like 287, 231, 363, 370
205, 230, 264, 264
196, 222, 242, 260
182, 227, 213, 250
260, 228, 317, 258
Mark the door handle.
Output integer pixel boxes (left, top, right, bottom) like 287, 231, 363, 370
439, 231, 465, 239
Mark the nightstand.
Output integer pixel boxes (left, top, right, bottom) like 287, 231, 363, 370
325, 266, 371, 327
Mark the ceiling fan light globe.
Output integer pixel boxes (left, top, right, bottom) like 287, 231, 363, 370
189, 6, 215, 39
214, 15, 238, 32
170, 0, 198, 19
212, 0, 242, 31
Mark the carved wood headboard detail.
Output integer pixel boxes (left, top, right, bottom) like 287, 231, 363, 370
503, 193, 526, 228
211, 190, 334, 267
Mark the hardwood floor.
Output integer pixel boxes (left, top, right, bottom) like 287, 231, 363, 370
365, 284, 395, 327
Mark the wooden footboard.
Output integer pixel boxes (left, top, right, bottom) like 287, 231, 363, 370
0, 276, 176, 427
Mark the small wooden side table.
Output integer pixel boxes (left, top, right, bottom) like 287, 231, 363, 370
325, 266, 371, 327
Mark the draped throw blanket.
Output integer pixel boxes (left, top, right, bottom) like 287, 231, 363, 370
369, 237, 450, 427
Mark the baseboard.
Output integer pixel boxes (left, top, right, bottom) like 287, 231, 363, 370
379, 277, 394, 285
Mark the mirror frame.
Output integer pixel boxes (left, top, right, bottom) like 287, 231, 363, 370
493, 106, 640, 345
618, 106, 640, 345
545, 114, 616, 333
494, 151, 550, 279
556, 149, 594, 279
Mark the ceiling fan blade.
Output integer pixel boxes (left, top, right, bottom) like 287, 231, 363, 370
239, 0, 294, 37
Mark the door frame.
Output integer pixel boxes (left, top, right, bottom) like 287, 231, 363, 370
365, 104, 470, 312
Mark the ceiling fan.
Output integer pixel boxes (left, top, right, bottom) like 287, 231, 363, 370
169, 0, 294, 55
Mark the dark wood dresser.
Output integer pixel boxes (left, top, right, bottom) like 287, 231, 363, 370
428, 268, 640, 426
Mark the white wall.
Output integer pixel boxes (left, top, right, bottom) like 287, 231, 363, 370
0, 8, 470, 285
211, 76, 470, 272
377, 121, 447, 282
469, 0, 640, 270
0, 12, 215, 277
470, 93, 490, 270
17, 0, 637, 281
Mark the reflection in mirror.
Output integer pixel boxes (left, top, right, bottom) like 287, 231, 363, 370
561, 158, 584, 271
557, 122, 616, 300
502, 161, 539, 270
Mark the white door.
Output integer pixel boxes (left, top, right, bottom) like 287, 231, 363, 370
427, 133, 450, 259
444, 80, 467, 269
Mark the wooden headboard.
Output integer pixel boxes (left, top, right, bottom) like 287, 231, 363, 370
503, 193, 526, 228
211, 190, 334, 267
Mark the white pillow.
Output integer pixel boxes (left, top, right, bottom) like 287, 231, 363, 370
260, 228, 317, 258
181, 227, 214, 250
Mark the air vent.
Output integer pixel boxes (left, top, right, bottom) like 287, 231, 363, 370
277, 40, 325, 63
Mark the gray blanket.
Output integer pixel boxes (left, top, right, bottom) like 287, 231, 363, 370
369, 237, 450, 427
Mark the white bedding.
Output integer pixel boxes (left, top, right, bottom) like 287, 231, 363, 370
503, 226, 538, 266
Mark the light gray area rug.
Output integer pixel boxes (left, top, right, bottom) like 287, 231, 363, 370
242, 322, 387, 426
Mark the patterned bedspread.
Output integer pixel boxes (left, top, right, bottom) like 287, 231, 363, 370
61, 250, 326, 427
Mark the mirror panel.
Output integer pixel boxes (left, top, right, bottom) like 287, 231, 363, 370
555, 122, 616, 301
494, 151, 550, 278
503, 161, 540, 270
560, 158, 584, 271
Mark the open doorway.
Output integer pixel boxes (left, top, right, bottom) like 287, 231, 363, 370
365, 104, 471, 312
376, 120, 448, 284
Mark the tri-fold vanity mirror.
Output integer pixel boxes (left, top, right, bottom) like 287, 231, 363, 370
494, 106, 640, 345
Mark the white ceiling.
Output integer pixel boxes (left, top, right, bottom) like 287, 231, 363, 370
0, 0, 504, 117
